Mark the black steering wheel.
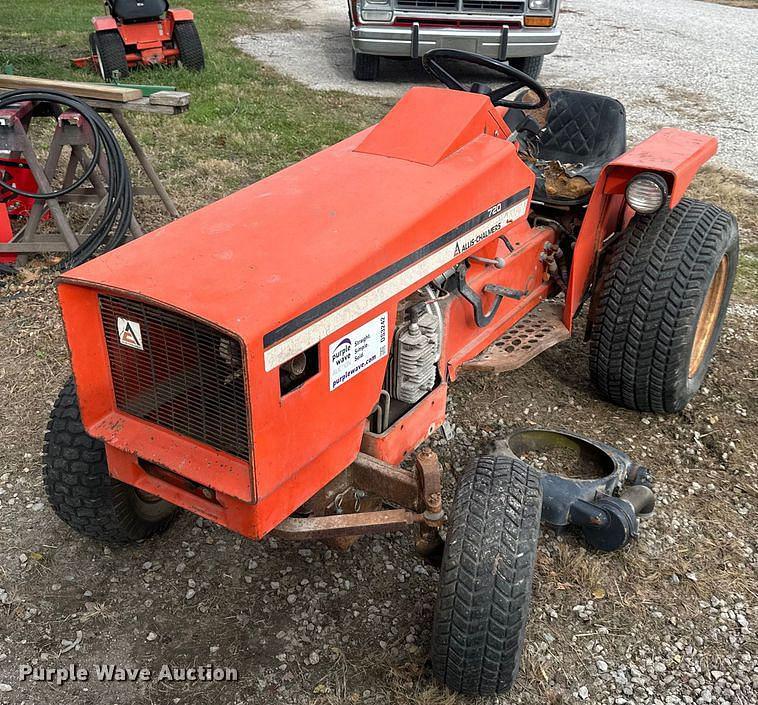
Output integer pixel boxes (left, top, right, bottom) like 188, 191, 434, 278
422, 49, 549, 110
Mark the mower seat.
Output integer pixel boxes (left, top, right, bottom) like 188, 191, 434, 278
107, 0, 168, 22
528, 89, 626, 207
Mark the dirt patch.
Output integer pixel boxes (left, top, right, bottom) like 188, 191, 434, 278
519, 446, 608, 480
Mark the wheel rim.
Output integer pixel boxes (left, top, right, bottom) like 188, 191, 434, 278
130, 487, 174, 522
688, 255, 728, 378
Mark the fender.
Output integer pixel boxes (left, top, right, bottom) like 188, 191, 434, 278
92, 15, 118, 32
564, 128, 718, 328
168, 8, 195, 22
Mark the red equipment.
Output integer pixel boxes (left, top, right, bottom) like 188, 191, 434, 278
45, 51, 739, 695
73, 0, 204, 79
0, 158, 47, 264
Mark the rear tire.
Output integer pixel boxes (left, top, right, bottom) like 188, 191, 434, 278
173, 20, 205, 71
352, 50, 379, 81
93, 30, 129, 81
509, 55, 543, 79
431, 456, 542, 695
42, 378, 178, 544
589, 198, 739, 413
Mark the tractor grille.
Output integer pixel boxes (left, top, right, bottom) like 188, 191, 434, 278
99, 295, 250, 461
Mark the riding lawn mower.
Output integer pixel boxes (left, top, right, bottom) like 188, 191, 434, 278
73, 0, 204, 80
43, 50, 738, 695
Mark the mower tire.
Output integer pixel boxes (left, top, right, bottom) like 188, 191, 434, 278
42, 378, 178, 544
431, 456, 542, 695
589, 197, 739, 413
509, 56, 544, 80
352, 50, 380, 81
93, 30, 129, 81
174, 21, 205, 71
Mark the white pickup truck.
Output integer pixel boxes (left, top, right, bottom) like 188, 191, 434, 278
349, 0, 561, 80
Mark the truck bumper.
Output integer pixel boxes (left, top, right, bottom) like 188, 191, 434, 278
351, 24, 561, 59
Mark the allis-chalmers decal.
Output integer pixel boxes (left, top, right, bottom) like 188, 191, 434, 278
263, 189, 529, 372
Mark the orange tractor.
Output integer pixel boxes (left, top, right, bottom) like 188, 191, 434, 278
73, 0, 204, 79
44, 50, 738, 694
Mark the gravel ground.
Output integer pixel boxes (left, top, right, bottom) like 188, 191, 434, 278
0, 277, 756, 705
235, 0, 758, 177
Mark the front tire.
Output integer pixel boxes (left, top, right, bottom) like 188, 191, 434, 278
93, 30, 129, 81
509, 55, 544, 79
173, 20, 205, 71
352, 50, 379, 81
589, 198, 739, 413
431, 456, 542, 695
42, 378, 178, 544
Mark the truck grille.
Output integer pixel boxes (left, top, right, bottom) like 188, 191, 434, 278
461, 0, 523, 11
99, 295, 250, 461
396, 0, 457, 10
394, 0, 523, 12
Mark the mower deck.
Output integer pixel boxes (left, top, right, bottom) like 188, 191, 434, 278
461, 300, 569, 372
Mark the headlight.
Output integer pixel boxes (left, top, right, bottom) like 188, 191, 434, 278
360, 0, 392, 21
528, 0, 551, 9
625, 173, 669, 214
361, 8, 393, 20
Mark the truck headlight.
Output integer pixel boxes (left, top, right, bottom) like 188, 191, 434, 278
360, 0, 393, 21
361, 8, 393, 20
625, 173, 669, 214
525, 0, 555, 26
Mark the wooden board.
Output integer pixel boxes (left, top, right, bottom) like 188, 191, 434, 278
0, 75, 142, 102
86, 96, 188, 115
149, 90, 190, 107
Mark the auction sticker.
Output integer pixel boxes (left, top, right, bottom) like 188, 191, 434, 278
329, 312, 388, 391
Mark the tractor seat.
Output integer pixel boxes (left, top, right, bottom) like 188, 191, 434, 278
526, 89, 626, 207
107, 0, 169, 22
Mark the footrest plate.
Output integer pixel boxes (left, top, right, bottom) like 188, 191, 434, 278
462, 301, 570, 373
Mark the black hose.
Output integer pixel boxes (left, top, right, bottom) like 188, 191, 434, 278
0, 89, 133, 272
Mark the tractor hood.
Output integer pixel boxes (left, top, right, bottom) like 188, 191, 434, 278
60, 88, 528, 364
56, 86, 537, 531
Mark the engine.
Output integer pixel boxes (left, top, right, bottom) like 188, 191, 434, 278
385, 287, 443, 408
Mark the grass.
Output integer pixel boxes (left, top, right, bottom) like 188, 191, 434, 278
0, 0, 392, 219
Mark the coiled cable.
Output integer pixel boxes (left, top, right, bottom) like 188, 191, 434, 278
0, 88, 133, 271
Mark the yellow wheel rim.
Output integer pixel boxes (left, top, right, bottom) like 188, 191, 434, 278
689, 256, 728, 378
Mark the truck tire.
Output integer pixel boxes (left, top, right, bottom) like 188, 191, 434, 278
431, 456, 542, 695
509, 56, 543, 79
352, 50, 379, 81
42, 378, 178, 544
589, 198, 739, 413
174, 20, 205, 71
93, 30, 129, 81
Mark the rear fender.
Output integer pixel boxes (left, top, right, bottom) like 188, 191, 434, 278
168, 8, 195, 22
564, 128, 718, 329
92, 15, 118, 31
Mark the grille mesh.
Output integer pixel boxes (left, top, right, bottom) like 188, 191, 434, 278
99, 295, 250, 461
396, 0, 458, 10
461, 0, 524, 11
394, 0, 523, 10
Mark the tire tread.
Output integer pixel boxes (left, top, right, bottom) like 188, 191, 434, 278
431, 456, 542, 695
42, 379, 176, 544
589, 197, 738, 413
